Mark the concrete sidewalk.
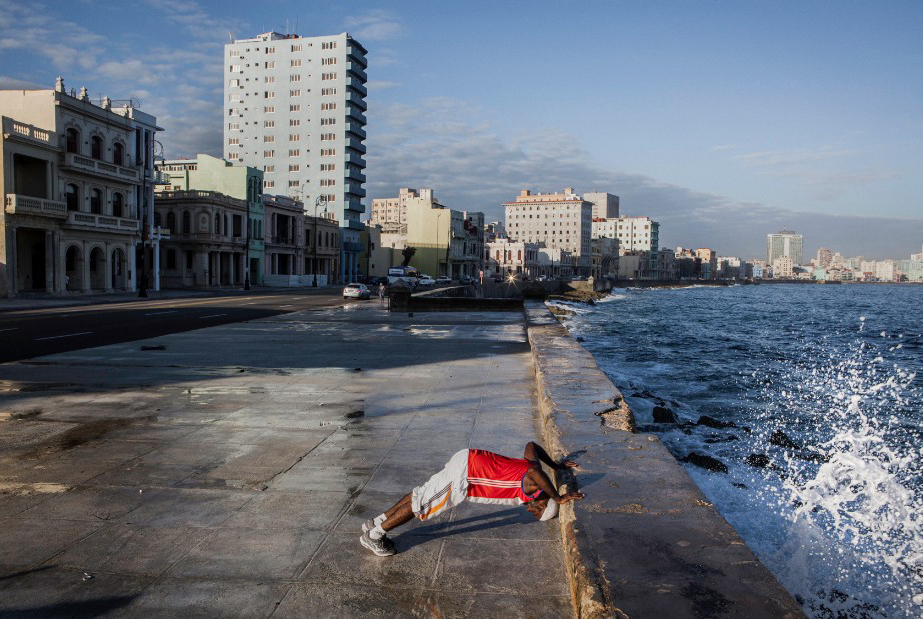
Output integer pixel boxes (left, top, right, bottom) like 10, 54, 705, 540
0, 304, 571, 617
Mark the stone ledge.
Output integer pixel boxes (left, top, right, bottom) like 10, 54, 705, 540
524, 300, 805, 619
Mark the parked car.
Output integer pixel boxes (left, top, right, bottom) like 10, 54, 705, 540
343, 283, 371, 299
570, 275, 586, 281
458, 275, 475, 285
418, 275, 436, 287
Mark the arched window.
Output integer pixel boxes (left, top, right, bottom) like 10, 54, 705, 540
113, 142, 124, 165
65, 184, 79, 211
112, 192, 123, 217
90, 135, 103, 159
496, 250, 500, 260
166, 212, 176, 233
65, 128, 79, 153
182, 211, 191, 234
518, 250, 522, 261
154, 212, 162, 227
214, 212, 221, 234
90, 189, 101, 213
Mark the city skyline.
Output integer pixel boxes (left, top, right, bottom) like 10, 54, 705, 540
1, 0, 920, 259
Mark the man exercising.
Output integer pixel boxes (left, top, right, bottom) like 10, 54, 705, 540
360, 441, 583, 556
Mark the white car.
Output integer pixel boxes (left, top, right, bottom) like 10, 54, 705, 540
343, 283, 371, 299
435, 276, 451, 285
418, 276, 436, 287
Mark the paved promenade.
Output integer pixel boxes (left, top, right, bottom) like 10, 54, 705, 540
0, 304, 571, 617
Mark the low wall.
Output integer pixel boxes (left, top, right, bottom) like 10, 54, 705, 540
388, 288, 522, 312
263, 274, 329, 287
524, 300, 804, 619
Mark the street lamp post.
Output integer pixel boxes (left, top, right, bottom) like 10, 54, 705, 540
244, 175, 260, 291
312, 194, 327, 287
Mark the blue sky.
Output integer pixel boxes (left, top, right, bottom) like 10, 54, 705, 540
1, 0, 920, 259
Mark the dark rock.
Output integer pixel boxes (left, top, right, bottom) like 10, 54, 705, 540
681, 452, 728, 473
795, 450, 830, 463
745, 453, 771, 468
769, 430, 800, 449
732, 482, 748, 489
353, 367, 362, 372
575, 336, 585, 342
345, 410, 365, 419
586, 298, 596, 305
696, 415, 737, 429
704, 434, 739, 443
652, 405, 678, 424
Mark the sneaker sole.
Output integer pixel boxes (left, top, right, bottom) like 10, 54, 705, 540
360, 534, 395, 557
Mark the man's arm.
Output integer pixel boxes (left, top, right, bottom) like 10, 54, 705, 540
524, 442, 578, 470
525, 465, 585, 505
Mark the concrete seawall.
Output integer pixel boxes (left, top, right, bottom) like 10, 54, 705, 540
524, 300, 805, 619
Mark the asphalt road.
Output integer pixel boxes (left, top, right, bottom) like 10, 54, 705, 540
0, 290, 355, 363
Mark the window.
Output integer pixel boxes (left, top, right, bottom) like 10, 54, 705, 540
321, 102, 337, 111
113, 142, 124, 165
291, 74, 301, 83
230, 78, 240, 87
289, 89, 301, 97
264, 120, 275, 128
264, 135, 275, 143
289, 164, 300, 172
288, 149, 300, 157
228, 122, 240, 130
230, 49, 241, 57
325, 194, 335, 202
90, 135, 103, 159
264, 149, 275, 157
214, 212, 221, 234
289, 119, 301, 126
291, 44, 302, 52
291, 59, 302, 67
167, 249, 176, 270
321, 72, 337, 80
320, 179, 335, 187
288, 180, 299, 188
264, 76, 275, 83
154, 212, 161, 227
322, 57, 337, 65
264, 105, 275, 113
183, 211, 191, 233
320, 118, 336, 126
265, 91, 275, 99
321, 87, 337, 95
228, 107, 240, 115
320, 133, 336, 141
166, 211, 176, 233
264, 180, 275, 189
265, 46, 275, 54
228, 138, 240, 145
264, 165, 274, 173
186, 250, 194, 269
90, 189, 102, 213
110, 192, 123, 217
289, 134, 300, 142
65, 183, 79, 211
289, 104, 301, 112
265, 60, 275, 68
321, 148, 336, 156
322, 41, 337, 50
320, 163, 336, 171
229, 64, 241, 72
65, 128, 79, 153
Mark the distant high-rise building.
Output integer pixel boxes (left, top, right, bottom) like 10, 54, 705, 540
504, 188, 593, 276
223, 31, 368, 283
767, 229, 803, 266
816, 247, 833, 267
583, 192, 619, 219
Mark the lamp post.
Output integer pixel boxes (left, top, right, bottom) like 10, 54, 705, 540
244, 175, 260, 291
312, 194, 327, 287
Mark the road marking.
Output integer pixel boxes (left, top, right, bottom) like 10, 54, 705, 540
145, 310, 177, 316
199, 314, 227, 319
0, 327, 18, 332
36, 331, 93, 341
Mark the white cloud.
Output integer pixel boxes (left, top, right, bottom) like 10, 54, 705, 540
344, 10, 403, 42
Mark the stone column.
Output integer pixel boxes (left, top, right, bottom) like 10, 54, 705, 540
104, 243, 113, 292
153, 239, 161, 291
82, 241, 91, 293
128, 241, 137, 292
215, 251, 222, 287
45, 230, 55, 293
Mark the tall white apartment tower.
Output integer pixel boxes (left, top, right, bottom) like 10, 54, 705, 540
224, 31, 368, 283
766, 229, 803, 266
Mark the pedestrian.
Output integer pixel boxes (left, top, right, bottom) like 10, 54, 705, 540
359, 442, 583, 556
378, 282, 385, 304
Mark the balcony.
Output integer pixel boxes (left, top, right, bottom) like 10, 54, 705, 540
345, 137, 366, 154
3, 119, 54, 146
269, 236, 296, 247
344, 182, 365, 198
168, 232, 247, 246
5, 194, 68, 219
347, 49, 367, 69
62, 152, 139, 182
344, 168, 366, 183
66, 211, 139, 232
346, 77, 367, 97
345, 90, 367, 111
344, 122, 366, 141
345, 62, 367, 82
344, 151, 366, 167
346, 107, 367, 125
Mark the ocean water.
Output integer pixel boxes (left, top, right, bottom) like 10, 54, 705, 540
549, 284, 923, 619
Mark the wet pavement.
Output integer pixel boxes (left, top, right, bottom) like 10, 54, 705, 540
0, 303, 571, 617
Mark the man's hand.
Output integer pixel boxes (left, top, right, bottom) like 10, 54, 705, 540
555, 491, 585, 505
557, 460, 579, 469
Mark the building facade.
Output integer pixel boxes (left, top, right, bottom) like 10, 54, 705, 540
767, 229, 803, 266
504, 188, 592, 276
224, 31, 367, 284
1, 78, 161, 298
592, 215, 659, 277
157, 154, 264, 285
590, 236, 619, 279
486, 239, 539, 277
583, 192, 619, 219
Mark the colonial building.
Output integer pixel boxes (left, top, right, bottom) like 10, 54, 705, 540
536, 247, 573, 279
1, 78, 161, 298
157, 154, 264, 285
262, 193, 341, 286
590, 236, 619, 279
504, 188, 592, 276
486, 239, 539, 278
